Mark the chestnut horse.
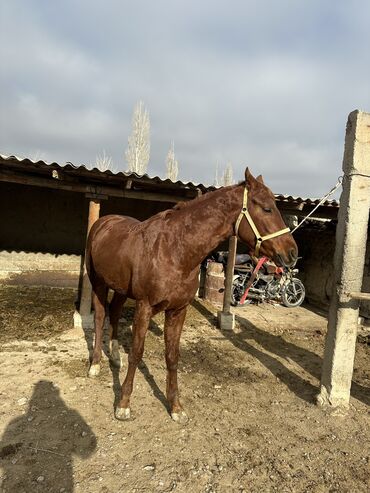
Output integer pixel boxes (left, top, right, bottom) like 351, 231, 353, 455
86, 168, 298, 423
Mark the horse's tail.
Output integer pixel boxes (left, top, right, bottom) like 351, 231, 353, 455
85, 219, 99, 282
84, 215, 112, 282
85, 242, 92, 280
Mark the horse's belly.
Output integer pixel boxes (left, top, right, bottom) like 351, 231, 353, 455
144, 268, 199, 309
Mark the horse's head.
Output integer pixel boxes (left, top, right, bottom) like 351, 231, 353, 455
235, 168, 298, 267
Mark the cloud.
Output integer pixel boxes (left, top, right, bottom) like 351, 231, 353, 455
1, 0, 369, 196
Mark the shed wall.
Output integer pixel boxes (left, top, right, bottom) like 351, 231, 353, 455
0, 182, 173, 287
295, 223, 370, 319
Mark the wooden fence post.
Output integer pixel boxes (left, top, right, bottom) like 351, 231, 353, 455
217, 235, 237, 330
74, 198, 101, 328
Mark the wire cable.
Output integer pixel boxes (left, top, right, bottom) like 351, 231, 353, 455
291, 176, 343, 233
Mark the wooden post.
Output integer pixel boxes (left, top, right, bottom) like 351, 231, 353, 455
217, 235, 237, 330
75, 198, 101, 327
317, 110, 370, 408
348, 292, 370, 301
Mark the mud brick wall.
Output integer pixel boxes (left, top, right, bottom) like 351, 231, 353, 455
295, 222, 370, 320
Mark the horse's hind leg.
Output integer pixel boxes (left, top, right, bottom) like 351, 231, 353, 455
88, 283, 108, 377
108, 292, 126, 368
115, 300, 152, 420
163, 307, 188, 424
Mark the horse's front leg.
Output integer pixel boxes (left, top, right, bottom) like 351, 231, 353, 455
115, 300, 152, 420
164, 306, 188, 424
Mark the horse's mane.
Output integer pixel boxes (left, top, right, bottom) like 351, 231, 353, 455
173, 183, 242, 211
149, 182, 244, 223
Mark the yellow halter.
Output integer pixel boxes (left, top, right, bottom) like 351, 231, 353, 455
234, 188, 290, 257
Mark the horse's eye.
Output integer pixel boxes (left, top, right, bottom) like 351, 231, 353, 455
263, 207, 272, 213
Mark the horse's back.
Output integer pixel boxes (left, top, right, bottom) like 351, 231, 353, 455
89, 215, 139, 239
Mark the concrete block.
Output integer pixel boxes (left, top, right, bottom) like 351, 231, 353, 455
217, 311, 235, 331
319, 110, 370, 409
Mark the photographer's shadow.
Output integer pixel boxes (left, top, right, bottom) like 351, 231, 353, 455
0, 380, 97, 492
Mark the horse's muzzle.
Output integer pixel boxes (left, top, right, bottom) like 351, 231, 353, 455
274, 248, 298, 268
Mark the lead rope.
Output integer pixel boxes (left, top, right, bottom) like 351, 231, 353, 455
291, 176, 343, 233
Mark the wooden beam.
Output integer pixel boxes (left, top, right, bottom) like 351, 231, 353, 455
300, 204, 338, 220
348, 292, 370, 301
0, 169, 195, 203
222, 235, 237, 314
85, 192, 108, 200
277, 202, 304, 211
217, 235, 237, 331
277, 203, 338, 220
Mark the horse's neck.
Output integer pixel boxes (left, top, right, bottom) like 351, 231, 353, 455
171, 185, 243, 271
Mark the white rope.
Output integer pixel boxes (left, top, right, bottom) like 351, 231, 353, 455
291, 176, 343, 233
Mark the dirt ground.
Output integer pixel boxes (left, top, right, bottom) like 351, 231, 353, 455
0, 286, 369, 493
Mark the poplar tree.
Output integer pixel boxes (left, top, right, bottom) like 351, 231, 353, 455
222, 162, 233, 186
125, 101, 150, 174
165, 141, 179, 181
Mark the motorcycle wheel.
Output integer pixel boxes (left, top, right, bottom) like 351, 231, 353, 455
231, 283, 240, 306
281, 278, 305, 308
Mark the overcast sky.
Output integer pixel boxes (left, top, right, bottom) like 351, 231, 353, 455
1, 1, 369, 197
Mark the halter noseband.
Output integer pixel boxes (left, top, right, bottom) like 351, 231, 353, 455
234, 187, 290, 257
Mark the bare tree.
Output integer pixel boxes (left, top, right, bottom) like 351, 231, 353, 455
95, 150, 116, 172
214, 161, 220, 187
31, 150, 46, 162
125, 101, 150, 174
165, 141, 179, 181
220, 162, 233, 186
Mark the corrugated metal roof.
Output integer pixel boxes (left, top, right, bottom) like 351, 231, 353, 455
0, 153, 339, 208
274, 193, 339, 208
0, 154, 214, 193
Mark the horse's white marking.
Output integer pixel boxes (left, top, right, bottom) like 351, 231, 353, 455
115, 407, 131, 420
171, 411, 188, 424
88, 363, 101, 377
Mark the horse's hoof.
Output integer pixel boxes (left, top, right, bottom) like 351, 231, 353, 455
171, 411, 188, 424
115, 407, 131, 421
88, 363, 101, 377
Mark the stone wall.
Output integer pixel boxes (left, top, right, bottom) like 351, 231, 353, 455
0, 251, 82, 287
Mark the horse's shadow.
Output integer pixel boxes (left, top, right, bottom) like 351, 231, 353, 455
192, 299, 369, 407
112, 319, 167, 411
82, 299, 369, 411
82, 314, 168, 412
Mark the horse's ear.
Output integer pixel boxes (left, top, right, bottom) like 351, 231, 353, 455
245, 167, 257, 190
256, 174, 264, 185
